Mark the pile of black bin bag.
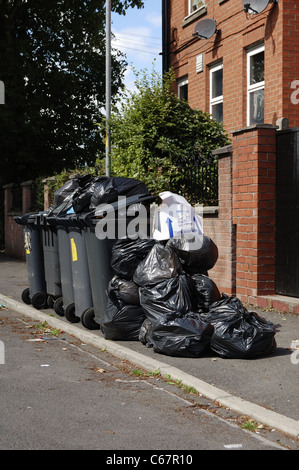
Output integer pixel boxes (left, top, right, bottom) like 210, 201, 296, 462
103, 235, 277, 359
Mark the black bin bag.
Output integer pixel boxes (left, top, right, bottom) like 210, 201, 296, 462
72, 176, 150, 213
103, 296, 146, 341
167, 234, 218, 274
111, 238, 157, 280
53, 175, 93, 207
201, 294, 247, 324
139, 274, 195, 323
90, 176, 149, 208
204, 295, 276, 358
107, 275, 140, 305
147, 312, 214, 358
133, 243, 183, 287
192, 273, 221, 312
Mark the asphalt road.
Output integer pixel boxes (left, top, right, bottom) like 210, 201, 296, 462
0, 306, 297, 453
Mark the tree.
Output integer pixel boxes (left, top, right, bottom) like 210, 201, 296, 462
108, 68, 230, 202
0, 0, 144, 185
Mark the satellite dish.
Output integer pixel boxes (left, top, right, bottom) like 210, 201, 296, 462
194, 18, 217, 40
242, 0, 271, 14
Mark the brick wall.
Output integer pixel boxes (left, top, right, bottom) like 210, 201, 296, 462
203, 145, 236, 296
3, 178, 55, 260
232, 124, 277, 304
202, 124, 277, 305
3, 182, 33, 260
168, 0, 299, 134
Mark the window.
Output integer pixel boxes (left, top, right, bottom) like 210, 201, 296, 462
247, 45, 264, 126
178, 76, 188, 101
210, 63, 223, 123
189, 0, 205, 15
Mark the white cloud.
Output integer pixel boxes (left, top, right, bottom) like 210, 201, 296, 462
146, 13, 162, 28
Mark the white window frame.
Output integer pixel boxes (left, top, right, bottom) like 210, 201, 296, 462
178, 76, 188, 101
210, 63, 223, 123
247, 45, 265, 126
189, 0, 205, 16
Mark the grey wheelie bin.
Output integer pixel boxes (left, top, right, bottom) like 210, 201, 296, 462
55, 224, 73, 316
80, 193, 156, 330
61, 213, 94, 324
46, 212, 93, 323
45, 214, 74, 317
40, 212, 62, 309
14, 212, 48, 309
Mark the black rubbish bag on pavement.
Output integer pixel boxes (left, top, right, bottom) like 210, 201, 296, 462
210, 310, 276, 359
111, 238, 157, 280
133, 243, 183, 287
103, 296, 146, 341
147, 312, 214, 358
167, 234, 218, 274
202, 294, 277, 358
201, 294, 247, 324
139, 274, 195, 323
192, 273, 221, 312
107, 275, 140, 306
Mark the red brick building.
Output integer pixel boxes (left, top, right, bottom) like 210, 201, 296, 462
162, 0, 299, 134
160, 0, 299, 308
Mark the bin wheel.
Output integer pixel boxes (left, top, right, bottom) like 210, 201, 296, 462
53, 297, 65, 317
21, 288, 31, 305
47, 295, 55, 309
31, 291, 48, 310
65, 302, 80, 323
81, 308, 100, 330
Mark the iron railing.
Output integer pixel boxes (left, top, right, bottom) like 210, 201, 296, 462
172, 151, 219, 206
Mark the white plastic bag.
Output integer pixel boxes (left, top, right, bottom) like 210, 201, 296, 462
152, 191, 203, 241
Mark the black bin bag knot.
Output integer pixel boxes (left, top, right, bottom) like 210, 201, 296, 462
107, 275, 140, 306
133, 243, 184, 287
192, 273, 221, 312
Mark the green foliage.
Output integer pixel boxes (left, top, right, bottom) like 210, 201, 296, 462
30, 177, 45, 212
0, 0, 144, 186
107, 67, 230, 199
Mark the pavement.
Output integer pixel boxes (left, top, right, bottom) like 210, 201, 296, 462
1, 251, 299, 441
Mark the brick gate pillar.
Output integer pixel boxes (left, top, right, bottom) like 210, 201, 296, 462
231, 124, 277, 305
21, 181, 32, 213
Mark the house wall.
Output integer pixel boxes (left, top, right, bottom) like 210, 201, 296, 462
168, 0, 299, 134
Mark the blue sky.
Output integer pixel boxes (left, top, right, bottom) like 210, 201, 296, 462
111, 0, 162, 93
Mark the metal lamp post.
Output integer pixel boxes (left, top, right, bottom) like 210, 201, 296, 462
106, 0, 111, 176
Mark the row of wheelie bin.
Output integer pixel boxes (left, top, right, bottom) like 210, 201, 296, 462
15, 176, 155, 331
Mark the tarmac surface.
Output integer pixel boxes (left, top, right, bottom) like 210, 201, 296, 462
0, 251, 299, 442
